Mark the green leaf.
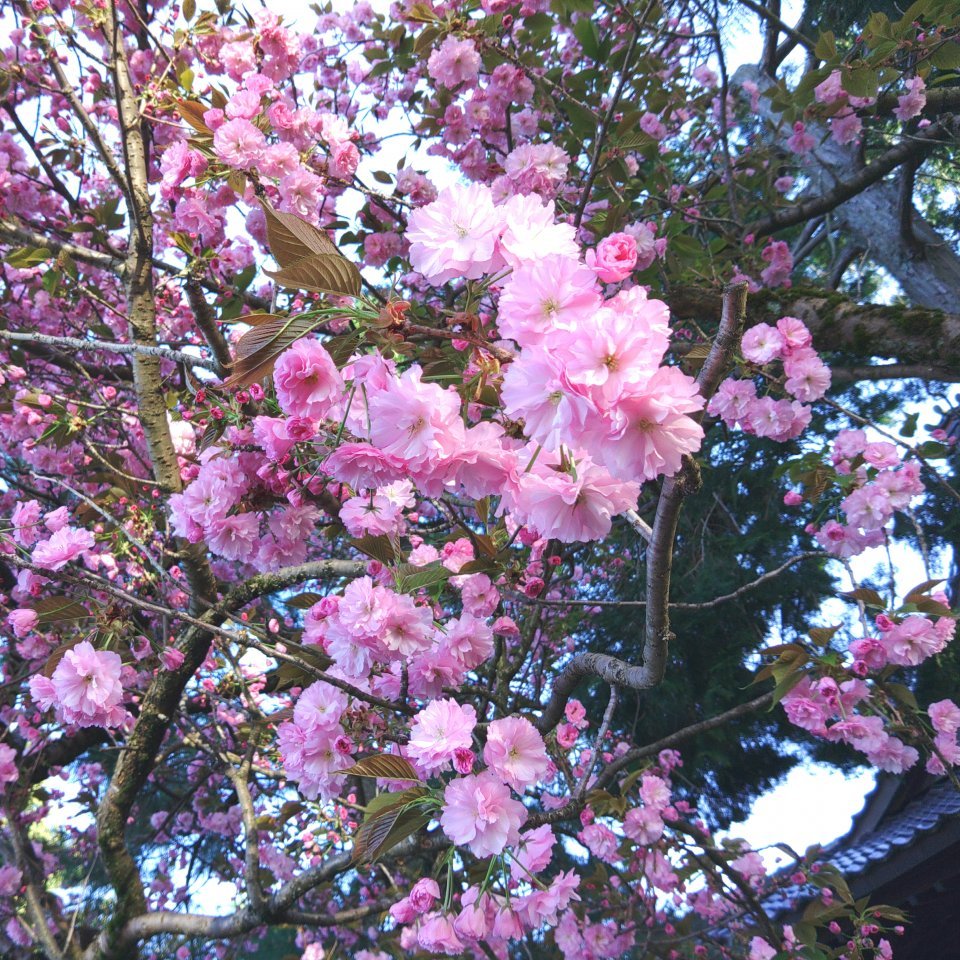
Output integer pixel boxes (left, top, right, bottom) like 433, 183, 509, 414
6, 247, 51, 269
841, 65, 879, 99
930, 40, 960, 70
770, 668, 807, 707
884, 681, 918, 710
814, 30, 837, 60
393, 561, 450, 594
572, 17, 600, 59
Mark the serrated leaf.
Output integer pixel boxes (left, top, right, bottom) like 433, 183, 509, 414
42, 636, 87, 678
32, 596, 93, 624
394, 561, 450, 594
340, 754, 421, 781
905, 578, 944, 600
222, 315, 324, 388
266, 253, 361, 298
259, 200, 355, 272
840, 588, 885, 609
841, 65, 879, 100
176, 99, 212, 135
769, 669, 807, 707
286, 591, 327, 609
814, 30, 837, 60
456, 557, 500, 576
6, 246, 52, 269
885, 681, 918, 710
350, 534, 400, 565
352, 785, 432, 863
913, 598, 954, 617
199, 417, 226, 453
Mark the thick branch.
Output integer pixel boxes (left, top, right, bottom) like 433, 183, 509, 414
668, 285, 960, 376
535, 284, 748, 733
0, 329, 220, 372
746, 120, 953, 241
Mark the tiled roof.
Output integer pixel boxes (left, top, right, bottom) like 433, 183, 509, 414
764, 778, 960, 915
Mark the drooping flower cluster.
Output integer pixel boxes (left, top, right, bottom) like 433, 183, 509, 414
708, 315, 828, 442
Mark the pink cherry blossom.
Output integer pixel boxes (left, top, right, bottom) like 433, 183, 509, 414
406, 699, 477, 775
439, 771, 527, 856
483, 716, 549, 792
32, 527, 95, 571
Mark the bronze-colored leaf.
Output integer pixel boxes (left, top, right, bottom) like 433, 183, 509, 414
235, 312, 285, 327
42, 636, 88, 678
32, 596, 93, 625
222, 315, 323, 389
258, 201, 361, 297
176, 99, 211, 135
352, 786, 432, 864
340, 754, 421, 781
265, 254, 361, 298
259, 200, 345, 266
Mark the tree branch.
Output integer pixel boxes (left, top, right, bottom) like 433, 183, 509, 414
535, 284, 749, 733
746, 120, 953, 241
0, 329, 221, 372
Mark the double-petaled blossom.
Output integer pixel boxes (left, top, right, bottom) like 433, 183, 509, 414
439, 771, 527, 856
483, 716, 549, 792
273, 338, 344, 420
29, 641, 126, 728
406, 699, 477, 775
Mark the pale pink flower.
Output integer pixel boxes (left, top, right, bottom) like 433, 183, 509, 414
207, 513, 260, 562
212, 118, 266, 169
418, 912, 465, 955
512, 824, 555, 877
409, 877, 441, 914
600, 367, 704, 483
929, 699, 960, 736
427, 36, 481, 89
0, 744, 17, 790
741, 323, 785, 364
894, 76, 926, 121
500, 353, 599, 452
31, 640, 125, 728
32, 527, 95, 571
496, 255, 600, 348
580, 823, 620, 862
881, 616, 946, 666
367, 365, 462, 465
562, 303, 669, 405
440, 771, 527, 856
783, 352, 831, 401
406, 183, 503, 284
496, 194, 578, 269
505, 456, 639, 544
7, 608, 38, 638
407, 699, 477, 774
786, 121, 816, 154
483, 716, 549, 791
776, 316, 812, 351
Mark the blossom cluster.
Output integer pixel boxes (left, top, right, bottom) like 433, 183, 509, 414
708, 315, 829, 442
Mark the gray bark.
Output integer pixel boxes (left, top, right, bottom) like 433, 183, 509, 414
735, 63, 960, 310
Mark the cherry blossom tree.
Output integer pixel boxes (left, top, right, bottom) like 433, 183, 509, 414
0, 0, 958, 958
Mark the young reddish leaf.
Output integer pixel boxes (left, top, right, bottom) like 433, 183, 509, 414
340, 755, 421, 781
